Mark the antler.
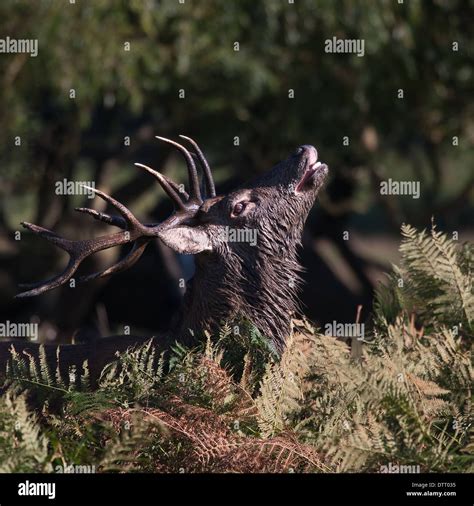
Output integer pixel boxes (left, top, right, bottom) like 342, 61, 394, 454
16, 136, 215, 298
178, 135, 216, 198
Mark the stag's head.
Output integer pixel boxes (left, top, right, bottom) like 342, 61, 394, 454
141, 140, 328, 351
156, 143, 328, 261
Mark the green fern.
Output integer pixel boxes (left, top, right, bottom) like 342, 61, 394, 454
0, 393, 52, 472
255, 331, 309, 437
375, 223, 473, 339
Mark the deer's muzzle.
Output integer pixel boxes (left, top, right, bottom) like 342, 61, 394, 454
294, 145, 328, 194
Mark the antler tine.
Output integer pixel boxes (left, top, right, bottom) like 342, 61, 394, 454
155, 136, 202, 203
134, 163, 187, 210
17, 256, 84, 298
77, 238, 151, 283
150, 170, 189, 201
179, 135, 216, 198
166, 178, 189, 201
20, 222, 75, 253
80, 185, 144, 230
74, 208, 127, 229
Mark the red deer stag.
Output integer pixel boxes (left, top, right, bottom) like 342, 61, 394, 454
0, 137, 328, 381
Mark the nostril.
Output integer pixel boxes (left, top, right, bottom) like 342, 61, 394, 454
294, 145, 318, 163
293, 146, 305, 156
303, 145, 318, 162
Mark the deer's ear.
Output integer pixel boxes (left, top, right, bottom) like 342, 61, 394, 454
158, 226, 212, 255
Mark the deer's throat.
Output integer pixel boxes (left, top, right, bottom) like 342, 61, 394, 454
173, 250, 303, 352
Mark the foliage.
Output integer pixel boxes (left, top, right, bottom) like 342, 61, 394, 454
0, 393, 52, 472
1, 0, 472, 224
0, 224, 472, 473
375, 222, 473, 340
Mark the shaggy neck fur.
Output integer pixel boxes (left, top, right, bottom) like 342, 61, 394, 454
173, 193, 312, 354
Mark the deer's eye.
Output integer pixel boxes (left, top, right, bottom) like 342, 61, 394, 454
232, 202, 246, 217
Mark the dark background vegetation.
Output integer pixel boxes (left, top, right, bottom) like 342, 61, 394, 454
0, 0, 472, 343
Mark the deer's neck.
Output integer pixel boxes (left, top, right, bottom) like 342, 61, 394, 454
172, 247, 303, 353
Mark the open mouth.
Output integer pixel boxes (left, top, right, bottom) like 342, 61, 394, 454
295, 161, 328, 193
